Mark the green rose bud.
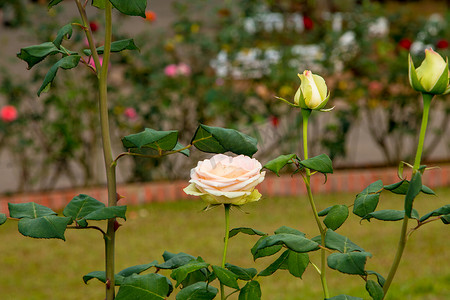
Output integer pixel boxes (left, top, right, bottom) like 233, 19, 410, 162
294, 70, 330, 110
409, 48, 450, 95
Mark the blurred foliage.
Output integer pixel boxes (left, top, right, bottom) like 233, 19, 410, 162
0, 0, 449, 192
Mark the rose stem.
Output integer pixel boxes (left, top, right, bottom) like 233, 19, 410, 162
301, 108, 330, 298
382, 93, 433, 299
75, 1, 116, 299
220, 204, 231, 300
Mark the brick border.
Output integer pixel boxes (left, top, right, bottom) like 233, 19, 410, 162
1, 164, 449, 214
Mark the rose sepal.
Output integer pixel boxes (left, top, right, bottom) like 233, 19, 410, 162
184, 183, 262, 206
274, 96, 301, 108
409, 54, 427, 93
319, 106, 335, 112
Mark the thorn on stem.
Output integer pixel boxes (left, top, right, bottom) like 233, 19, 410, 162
106, 279, 111, 289
114, 220, 122, 232
117, 193, 125, 202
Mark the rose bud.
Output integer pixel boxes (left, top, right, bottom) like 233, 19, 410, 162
294, 70, 330, 110
184, 154, 265, 206
409, 48, 449, 95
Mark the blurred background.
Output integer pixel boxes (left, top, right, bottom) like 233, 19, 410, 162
0, 0, 449, 194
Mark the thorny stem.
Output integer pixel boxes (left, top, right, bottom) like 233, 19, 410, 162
76, 1, 116, 299
382, 93, 433, 299
220, 204, 231, 300
301, 109, 329, 299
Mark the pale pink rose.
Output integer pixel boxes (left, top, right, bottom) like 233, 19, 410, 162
164, 64, 178, 77
0, 105, 18, 122
124, 107, 138, 120
177, 63, 191, 76
184, 154, 265, 205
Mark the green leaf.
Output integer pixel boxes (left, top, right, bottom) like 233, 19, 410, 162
405, 172, 422, 218
122, 129, 178, 151
274, 226, 305, 236
254, 233, 319, 254
9, 202, 57, 219
300, 154, 333, 174
229, 227, 266, 239
191, 124, 258, 157
115, 273, 171, 300
238, 280, 261, 300
110, 0, 147, 18
83, 271, 125, 285
53, 24, 73, 49
157, 252, 195, 269
0, 213, 7, 225
118, 261, 159, 277
225, 263, 257, 281
63, 194, 105, 224
38, 55, 81, 96
263, 154, 297, 176
362, 209, 419, 222
18, 216, 71, 240
327, 252, 372, 275
211, 266, 239, 289
82, 206, 127, 221
353, 180, 383, 218
251, 236, 283, 260
366, 280, 384, 300
176, 281, 218, 300
171, 259, 209, 288
287, 251, 309, 278
441, 214, 450, 224
324, 229, 365, 253
384, 180, 435, 195
421, 184, 435, 195
17, 42, 62, 69
318, 206, 333, 216
258, 250, 290, 277
172, 142, 190, 157
383, 180, 408, 194
326, 295, 363, 300
420, 204, 450, 222
323, 205, 349, 230
92, 0, 106, 9
182, 270, 210, 289
83, 39, 140, 56
366, 271, 386, 287
49, 0, 64, 9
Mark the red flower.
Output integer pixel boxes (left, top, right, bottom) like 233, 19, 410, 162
398, 38, 412, 50
437, 39, 449, 49
270, 116, 279, 128
303, 16, 314, 30
0, 105, 18, 123
89, 21, 99, 32
145, 11, 157, 22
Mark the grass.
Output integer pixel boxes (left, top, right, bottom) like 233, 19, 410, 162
0, 187, 449, 299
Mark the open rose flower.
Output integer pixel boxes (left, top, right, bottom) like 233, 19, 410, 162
0, 105, 18, 122
184, 154, 265, 206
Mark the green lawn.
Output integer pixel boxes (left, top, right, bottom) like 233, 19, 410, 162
0, 188, 449, 299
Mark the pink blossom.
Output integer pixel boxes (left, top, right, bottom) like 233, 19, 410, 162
0, 105, 18, 122
177, 63, 191, 76
124, 107, 138, 120
164, 64, 178, 77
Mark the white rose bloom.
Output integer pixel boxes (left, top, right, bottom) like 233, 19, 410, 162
184, 154, 266, 205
